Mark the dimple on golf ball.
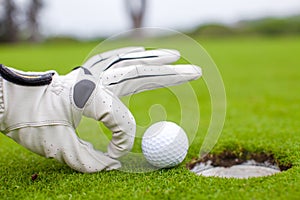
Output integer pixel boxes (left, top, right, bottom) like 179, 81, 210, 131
142, 121, 189, 168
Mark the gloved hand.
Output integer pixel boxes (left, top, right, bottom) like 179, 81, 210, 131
0, 47, 201, 173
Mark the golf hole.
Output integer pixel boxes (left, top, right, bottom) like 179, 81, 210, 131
187, 150, 292, 179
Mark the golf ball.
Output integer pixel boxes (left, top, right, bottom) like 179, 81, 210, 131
142, 121, 189, 168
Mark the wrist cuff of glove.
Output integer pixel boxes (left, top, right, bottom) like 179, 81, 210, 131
0, 64, 55, 86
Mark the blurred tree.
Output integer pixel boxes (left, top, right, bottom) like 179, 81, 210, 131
0, 0, 19, 42
27, 0, 43, 42
125, 0, 147, 29
0, 0, 43, 43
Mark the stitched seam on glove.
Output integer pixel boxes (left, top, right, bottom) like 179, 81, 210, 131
2, 120, 73, 134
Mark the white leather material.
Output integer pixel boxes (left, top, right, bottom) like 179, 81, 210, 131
101, 64, 202, 97
0, 68, 122, 172
7, 126, 122, 172
83, 87, 136, 159
2, 73, 75, 133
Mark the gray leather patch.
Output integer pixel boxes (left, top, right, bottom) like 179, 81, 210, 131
73, 80, 95, 108
82, 67, 92, 75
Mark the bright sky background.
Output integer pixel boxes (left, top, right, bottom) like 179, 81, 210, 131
27, 0, 300, 38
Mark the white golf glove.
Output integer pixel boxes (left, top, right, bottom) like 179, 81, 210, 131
0, 47, 201, 173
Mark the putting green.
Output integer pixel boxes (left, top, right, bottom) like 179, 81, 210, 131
0, 36, 299, 199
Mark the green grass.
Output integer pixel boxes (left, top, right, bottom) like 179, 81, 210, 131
0, 36, 300, 199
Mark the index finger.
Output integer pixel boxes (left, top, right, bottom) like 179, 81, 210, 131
82, 46, 145, 69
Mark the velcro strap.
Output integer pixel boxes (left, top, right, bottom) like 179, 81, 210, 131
0, 64, 54, 86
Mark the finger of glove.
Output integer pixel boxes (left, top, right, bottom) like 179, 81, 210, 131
102, 64, 202, 97
83, 88, 136, 159
104, 49, 181, 70
7, 126, 121, 173
100, 46, 145, 60
82, 47, 145, 69
89, 49, 181, 76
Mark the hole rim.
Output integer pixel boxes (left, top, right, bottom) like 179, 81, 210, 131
186, 149, 292, 178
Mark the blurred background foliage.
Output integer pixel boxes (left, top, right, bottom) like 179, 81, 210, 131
0, 0, 300, 43
190, 15, 300, 38
0, 0, 42, 43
